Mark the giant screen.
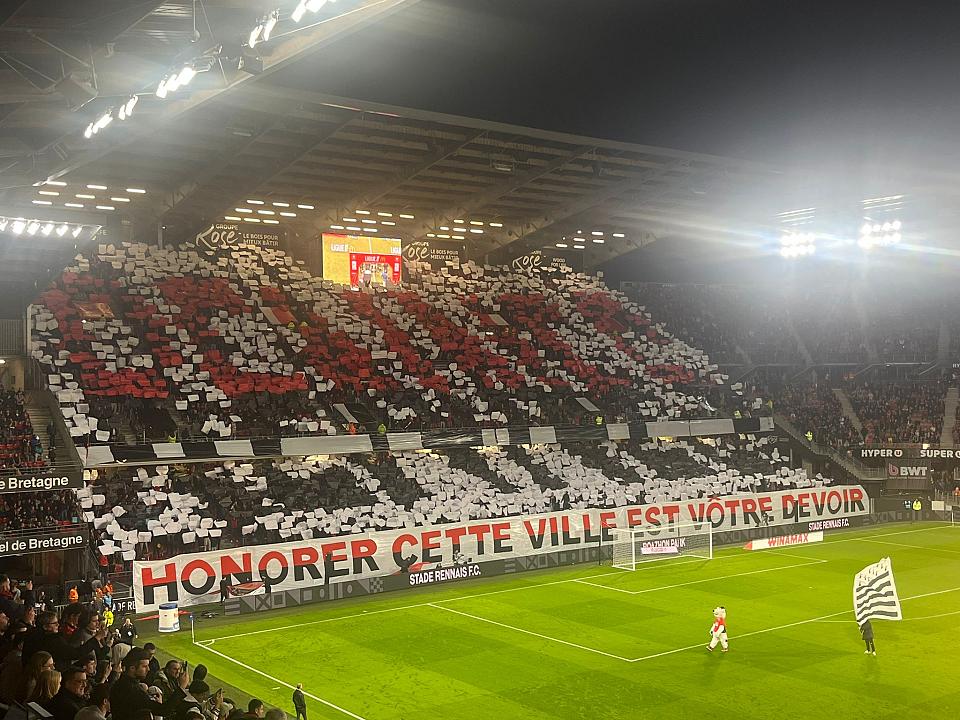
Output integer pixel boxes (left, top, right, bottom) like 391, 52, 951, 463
321, 233, 403, 287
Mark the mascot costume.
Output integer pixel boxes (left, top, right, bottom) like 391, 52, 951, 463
707, 606, 728, 652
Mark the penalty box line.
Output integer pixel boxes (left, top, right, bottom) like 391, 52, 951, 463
428, 603, 635, 662
573, 556, 828, 596
203, 567, 631, 643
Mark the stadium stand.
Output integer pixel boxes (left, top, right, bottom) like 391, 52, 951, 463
0, 491, 80, 531
848, 382, 946, 445
29, 243, 729, 446
79, 433, 829, 572
774, 382, 863, 448
629, 282, 952, 367
0, 386, 47, 471
630, 284, 802, 364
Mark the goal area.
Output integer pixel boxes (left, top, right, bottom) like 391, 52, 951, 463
610, 523, 713, 570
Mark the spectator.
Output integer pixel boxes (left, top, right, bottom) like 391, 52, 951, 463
109, 647, 187, 720
43, 666, 87, 719
178, 679, 222, 719
152, 659, 183, 701
76, 682, 111, 720
245, 699, 267, 719
30, 667, 61, 704
78, 652, 98, 689
16, 649, 53, 702
0, 631, 25, 703
20, 579, 36, 610
36, 608, 106, 672
143, 642, 160, 677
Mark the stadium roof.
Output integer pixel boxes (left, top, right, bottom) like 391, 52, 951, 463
0, 0, 873, 286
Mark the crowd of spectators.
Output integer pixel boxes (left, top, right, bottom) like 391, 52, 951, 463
0, 491, 80, 531
30, 243, 728, 447
80, 433, 831, 573
630, 284, 746, 364
774, 383, 862, 449
0, 574, 290, 718
861, 284, 944, 363
0, 384, 76, 536
630, 284, 802, 365
0, 386, 48, 471
848, 382, 945, 444
628, 282, 960, 366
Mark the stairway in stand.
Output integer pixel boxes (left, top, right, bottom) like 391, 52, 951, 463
832, 387, 864, 436
940, 387, 959, 448
24, 401, 54, 458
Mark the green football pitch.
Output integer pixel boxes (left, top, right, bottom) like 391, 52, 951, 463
149, 522, 960, 720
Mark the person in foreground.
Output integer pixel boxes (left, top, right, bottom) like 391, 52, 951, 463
860, 619, 876, 656
707, 606, 728, 653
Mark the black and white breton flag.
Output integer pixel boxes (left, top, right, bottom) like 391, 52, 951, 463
853, 557, 903, 626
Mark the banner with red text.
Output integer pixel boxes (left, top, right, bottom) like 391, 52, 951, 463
133, 485, 867, 611
743, 531, 824, 551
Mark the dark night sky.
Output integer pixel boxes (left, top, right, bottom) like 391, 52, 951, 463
276, 0, 960, 168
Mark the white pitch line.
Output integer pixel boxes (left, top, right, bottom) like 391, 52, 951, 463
822, 523, 953, 544
817, 609, 960, 623
427, 603, 634, 662
201, 522, 954, 644
629, 584, 960, 662
204, 568, 629, 642
575, 558, 827, 596
207, 601, 435, 642
898, 610, 960, 622
858, 538, 960, 555
196, 641, 368, 720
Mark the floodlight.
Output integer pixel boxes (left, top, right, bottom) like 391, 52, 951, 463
292, 1, 308, 22
72, 227, 82, 238
12, 220, 25, 234
176, 65, 197, 87
56, 224, 68, 236
26, 221, 39, 235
